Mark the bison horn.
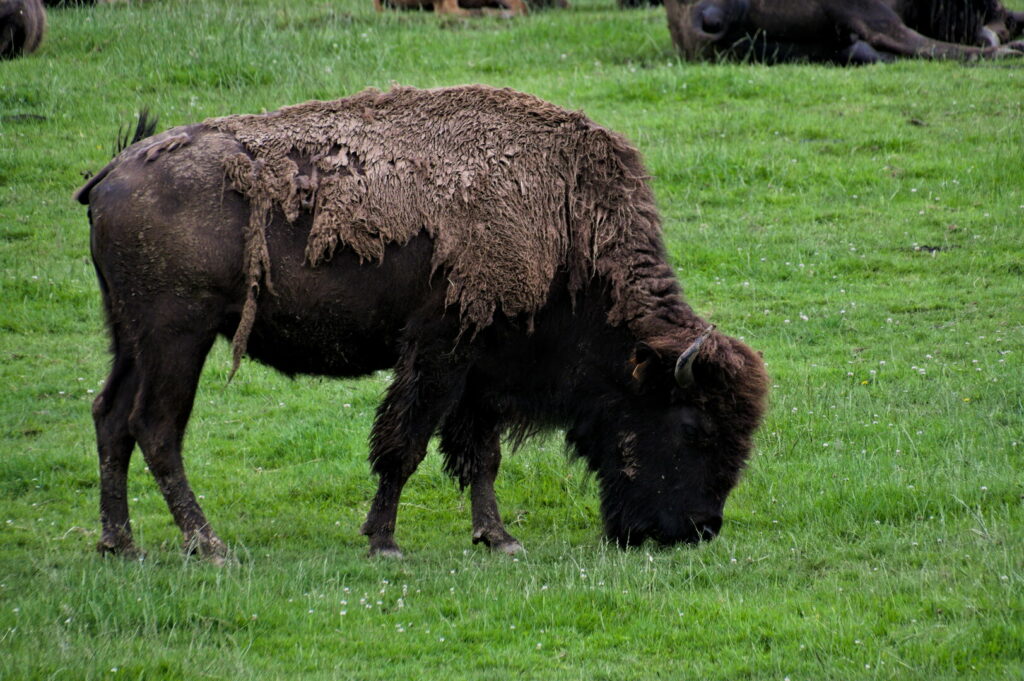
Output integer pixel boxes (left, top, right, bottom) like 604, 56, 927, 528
674, 325, 716, 389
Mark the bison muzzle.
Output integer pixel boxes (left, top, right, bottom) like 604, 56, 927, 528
76, 85, 769, 561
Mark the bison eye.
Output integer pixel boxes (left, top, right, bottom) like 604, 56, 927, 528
701, 6, 726, 34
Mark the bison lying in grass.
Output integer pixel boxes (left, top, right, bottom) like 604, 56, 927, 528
666, 0, 1024, 63
374, 0, 529, 17
0, 0, 45, 59
76, 85, 769, 561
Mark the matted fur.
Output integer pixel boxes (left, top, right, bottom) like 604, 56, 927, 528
207, 85, 678, 363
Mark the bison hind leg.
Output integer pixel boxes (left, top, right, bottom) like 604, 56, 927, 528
122, 313, 227, 563
93, 349, 143, 559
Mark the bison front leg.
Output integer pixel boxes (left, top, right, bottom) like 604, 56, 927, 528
361, 327, 471, 557
440, 394, 522, 555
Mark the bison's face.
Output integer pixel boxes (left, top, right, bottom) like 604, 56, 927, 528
665, 0, 751, 60
569, 329, 768, 547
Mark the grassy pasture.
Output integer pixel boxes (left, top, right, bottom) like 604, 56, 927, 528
1, 0, 1023, 678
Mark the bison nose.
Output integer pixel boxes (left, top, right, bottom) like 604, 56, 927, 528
693, 514, 722, 542
700, 6, 726, 35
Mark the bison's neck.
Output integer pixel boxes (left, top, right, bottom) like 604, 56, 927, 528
489, 269, 698, 436
595, 218, 704, 342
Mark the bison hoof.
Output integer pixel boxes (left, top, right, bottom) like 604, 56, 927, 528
493, 539, 524, 555
97, 539, 145, 561
182, 533, 231, 564
367, 535, 404, 559
372, 540, 403, 557
473, 529, 524, 555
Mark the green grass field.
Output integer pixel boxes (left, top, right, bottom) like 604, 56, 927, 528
1, 1, 1022, 678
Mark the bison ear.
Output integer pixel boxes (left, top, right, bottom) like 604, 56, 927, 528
630, 342, 662, 390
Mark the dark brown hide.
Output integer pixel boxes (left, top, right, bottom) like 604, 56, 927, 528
0, 0, 45, 59
76, 85, 769, 560
666, 0, 1024, 63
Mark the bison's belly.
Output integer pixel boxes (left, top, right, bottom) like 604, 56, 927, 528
242, 232, 439, 379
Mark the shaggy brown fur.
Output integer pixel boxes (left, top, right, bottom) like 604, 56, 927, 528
207, 85, 680, 372
0, 0, 45, 59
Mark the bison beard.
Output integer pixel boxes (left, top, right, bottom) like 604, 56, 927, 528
76, 85, 769, 560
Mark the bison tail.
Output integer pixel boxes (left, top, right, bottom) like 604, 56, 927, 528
113, 108, 158, 157
75, 109, 159, 205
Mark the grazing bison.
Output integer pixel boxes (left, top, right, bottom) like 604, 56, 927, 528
375, 0, 529, 17
0, 0, 45, 59
76, 85, 769, 560
666, 0, 1024, 63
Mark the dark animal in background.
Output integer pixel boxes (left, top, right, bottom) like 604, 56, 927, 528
666, 0, 1024, 63
375, 0, 529, 17
0, 0, 45, 59
75, 85, 769, 561
42, 1, 133, 6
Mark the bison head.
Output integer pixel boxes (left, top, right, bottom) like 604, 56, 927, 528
665, 0, 752, 60
568, 327, 768, 547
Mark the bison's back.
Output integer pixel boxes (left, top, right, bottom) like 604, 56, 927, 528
81, 85, 668, 375
202, 85, 659, 334
84, 124, 446, 378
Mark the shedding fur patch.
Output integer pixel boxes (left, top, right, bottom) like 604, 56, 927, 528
205, 85, 676, 364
